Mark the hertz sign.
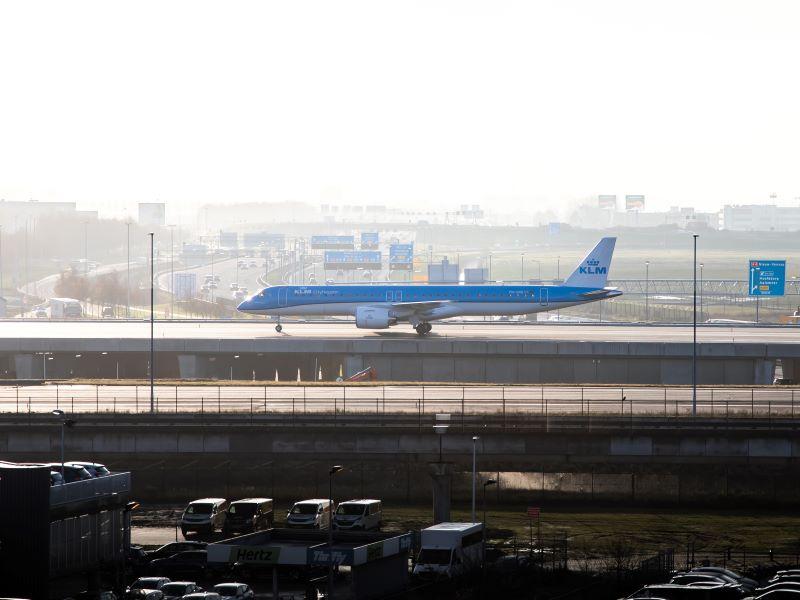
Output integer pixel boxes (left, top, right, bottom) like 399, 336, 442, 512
229, 546, 282, 564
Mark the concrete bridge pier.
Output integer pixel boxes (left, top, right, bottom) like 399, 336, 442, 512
429, 462, 453, 524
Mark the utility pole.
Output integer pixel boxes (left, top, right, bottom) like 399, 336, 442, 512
149, 232, 155, 412
645, 261, 650, 322
83, 221, 89, 275
471, 436, 479, 523
692, 234, 698, 417
0, 224, 4, 294
126, 221, 131, 318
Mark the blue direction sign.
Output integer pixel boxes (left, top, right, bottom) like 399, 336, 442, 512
749, 260, 786, 296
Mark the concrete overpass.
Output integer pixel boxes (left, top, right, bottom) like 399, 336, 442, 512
3, 412, 800, 507
2, 321, 798, 384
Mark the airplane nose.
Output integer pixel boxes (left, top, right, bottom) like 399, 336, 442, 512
237, 299, 251, 311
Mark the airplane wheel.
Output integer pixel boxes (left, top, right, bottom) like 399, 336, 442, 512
415, 323, 431, 336
275, 324, 283, 333
425, 323, 432, 334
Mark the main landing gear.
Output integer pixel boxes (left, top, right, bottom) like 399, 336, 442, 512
414, 322, 432, 336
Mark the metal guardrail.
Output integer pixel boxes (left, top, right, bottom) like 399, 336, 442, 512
2, 385, 799, 418
49, 472, 131, 506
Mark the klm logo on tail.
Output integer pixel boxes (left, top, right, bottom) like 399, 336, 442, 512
579, 258, 607, 275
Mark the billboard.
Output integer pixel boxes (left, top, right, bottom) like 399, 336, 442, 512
324, 251, 382, 270
748, 260, 786, 296
219, 231, 238, 249
625, 195, 645, 211
242, 232, 285, 249
311, 235, 355, 250
138, 202, 165, 227
598, 195, 617, 209
361, 232, 379, 249
389, 243, 414, 270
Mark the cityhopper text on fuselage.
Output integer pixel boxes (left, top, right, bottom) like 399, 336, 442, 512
237, 237, 622, 335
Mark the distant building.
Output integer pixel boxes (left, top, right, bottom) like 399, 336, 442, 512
572, 205, 719, 230
138, 202, 166, 227
0, 199, 78, 231
722, 204, 800, 231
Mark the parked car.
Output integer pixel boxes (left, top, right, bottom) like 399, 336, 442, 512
223, 498, 274, 536
181, 594, 219, 600
146, 542, 207, 562
149, 550, 208, 577
754, 583, 800, 595
180, 498, 228, 536
126, 545, 150, 574
670, 573, 741, 587
66, 461, 110, 477
286, 499, 332, 529
50, 471, 64, 485
690, 567, 757, 592
752, 591, 800, 599
126, 577, 171, 593
74, 591, 118, 600
625, 583, 743, 599
159, 581, 202, 600
124, 590, 163, 600
333, 499, 382, 531
44, 463, 92, 483
213, 583, 254, 600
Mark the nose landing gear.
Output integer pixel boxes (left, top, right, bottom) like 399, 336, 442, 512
275, 323, 283, 333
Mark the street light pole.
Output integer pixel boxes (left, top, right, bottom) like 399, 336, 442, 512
699, 263, 704, 322
328, 465, 343, 600
520, 253, 525, 282
149, 232, 155, 413
83, 221, 88, 275
169, 225, 175, 319
471, 436, 479, 523
488, 254, 492, 283
692, 234, 698, 417
126, 221, 131, 318
645, 261, 650, 322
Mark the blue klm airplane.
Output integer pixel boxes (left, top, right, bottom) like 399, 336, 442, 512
237, 237, 621, 335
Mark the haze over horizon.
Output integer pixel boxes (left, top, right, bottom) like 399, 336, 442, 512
1, 0, 798, 219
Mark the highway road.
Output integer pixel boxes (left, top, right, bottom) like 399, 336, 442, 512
0, 320, 797, 342
1, 383, 797, 417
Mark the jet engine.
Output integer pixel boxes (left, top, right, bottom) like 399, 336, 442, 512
355, 306, 396, 329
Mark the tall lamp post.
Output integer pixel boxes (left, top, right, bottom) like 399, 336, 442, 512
328, 465, 343, 599
126, 221, 131, 318
488, 254, 493, 283
51, 409, 75, 484
471, 436, 479, 523
645, 261, 650, 322
520, 253, 525, 282
149, 232, 155, 413
169, 224, 176, 319
482, 478, 497, 525
692, 234, 698, 417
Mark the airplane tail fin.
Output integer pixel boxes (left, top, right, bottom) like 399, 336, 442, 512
564, 237, 616, 288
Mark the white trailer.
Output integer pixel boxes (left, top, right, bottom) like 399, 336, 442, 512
49, 298, 83, 319
412, 522, 484, 580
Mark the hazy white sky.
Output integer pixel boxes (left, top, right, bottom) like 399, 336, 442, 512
1, 1, 798, 218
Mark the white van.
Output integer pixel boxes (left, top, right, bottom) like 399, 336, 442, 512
332, 499, 382, 531
180, 498, 228, 536
412, 522, 484, 580
285, 499, 332, 529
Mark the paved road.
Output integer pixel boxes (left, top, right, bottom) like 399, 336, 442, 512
0, 321, 796, 342
2, 383, 797, 416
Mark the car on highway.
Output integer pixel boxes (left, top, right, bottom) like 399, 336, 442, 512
248, 261, 257, 268
102, 305, 115, 318
35, 307, 48, 318
180, 498, 228, 536
159, 581, 202, 600
229, 283, 238, 290
213, 583, 254, 600
145, 541, 207, 563
126, 577, 171, 593
149, 550, 208, 577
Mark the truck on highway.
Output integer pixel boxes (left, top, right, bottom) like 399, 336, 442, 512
412, 522, 484, 580
49, 298, 83, 319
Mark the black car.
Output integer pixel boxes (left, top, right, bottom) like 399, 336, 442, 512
150, 550, 208, 577
146, 541, 207, 562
